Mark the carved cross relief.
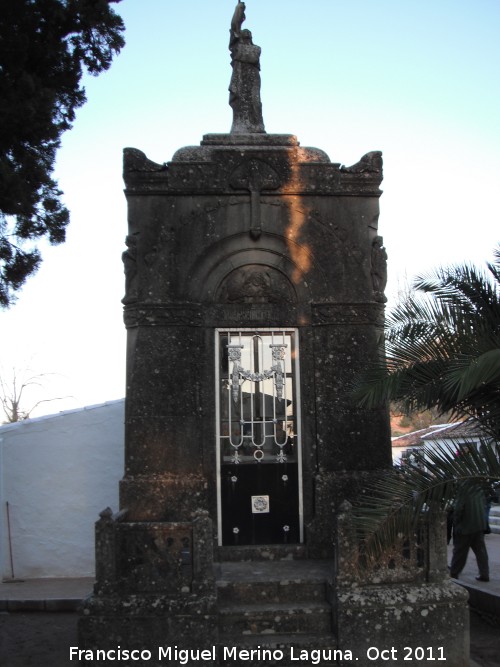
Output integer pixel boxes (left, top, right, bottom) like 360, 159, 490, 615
229, 159, 281, 240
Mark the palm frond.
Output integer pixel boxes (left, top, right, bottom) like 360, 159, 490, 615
443, 350, 500, 401
487, 244, 500, 283
352, 245, 500, 438
353, 438, 500, 566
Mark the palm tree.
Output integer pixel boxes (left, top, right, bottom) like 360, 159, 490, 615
354, 246, 500, 439
352, 246, 500, 563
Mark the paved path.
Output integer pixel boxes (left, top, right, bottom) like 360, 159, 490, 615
0, 577, 93, 612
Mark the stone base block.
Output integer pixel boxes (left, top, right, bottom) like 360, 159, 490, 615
336, 582, 470, 667
78, 593, 218, 656
78, 512, 217, 663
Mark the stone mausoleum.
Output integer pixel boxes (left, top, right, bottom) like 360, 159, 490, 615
79, 4, 469, 665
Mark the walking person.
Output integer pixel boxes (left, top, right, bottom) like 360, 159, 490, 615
449, 482, 490, 582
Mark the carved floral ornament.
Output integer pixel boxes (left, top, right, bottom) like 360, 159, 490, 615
217, 265, 296, 304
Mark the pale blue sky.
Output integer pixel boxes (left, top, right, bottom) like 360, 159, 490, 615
2, 0, 499, 417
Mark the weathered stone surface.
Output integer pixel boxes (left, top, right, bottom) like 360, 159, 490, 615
81, 125, 470, 662
79, 512, 217, 654
332, 503, 470, 666
118, 134, 391, 541
83, 129, 475, 667
82, 129, 396, 653
336, 583, 469, 666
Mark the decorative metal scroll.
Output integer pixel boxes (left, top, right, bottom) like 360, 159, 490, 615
225, 335, 290, 464
228, 343, 286, 404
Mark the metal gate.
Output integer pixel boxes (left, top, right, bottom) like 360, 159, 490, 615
216, 329, 303, 546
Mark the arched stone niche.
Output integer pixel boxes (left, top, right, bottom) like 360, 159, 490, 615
185, 234, 321, 305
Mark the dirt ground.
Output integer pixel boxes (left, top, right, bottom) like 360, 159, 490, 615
0, 609, 498, 666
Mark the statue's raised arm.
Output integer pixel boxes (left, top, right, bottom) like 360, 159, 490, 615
230, 1, 246, 46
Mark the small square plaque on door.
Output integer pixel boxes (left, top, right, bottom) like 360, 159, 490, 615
251, 495, 270, 513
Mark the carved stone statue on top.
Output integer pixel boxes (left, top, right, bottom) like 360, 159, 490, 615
229, 2, 265, 134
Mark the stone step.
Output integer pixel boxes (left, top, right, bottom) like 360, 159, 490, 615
214, 559, 334, 587
217, 578, 328, 605
218, 601, 333, 636
215, 559, 334, 606
217, 635, 340, 667
216, 558, 335, 652
216, 545, 309, 562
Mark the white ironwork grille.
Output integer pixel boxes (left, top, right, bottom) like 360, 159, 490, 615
218, 330, 297, 465
216, 328, 303, 546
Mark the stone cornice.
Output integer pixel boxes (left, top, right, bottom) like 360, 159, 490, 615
123, 302, 385, 328
123, 304, 203, 328
123, 146, 383, 197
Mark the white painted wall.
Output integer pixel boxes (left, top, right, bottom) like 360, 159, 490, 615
392, 445, 410, 465
422, 437, 481, 454
393, 436, 487, 469
0, 400, 124, 579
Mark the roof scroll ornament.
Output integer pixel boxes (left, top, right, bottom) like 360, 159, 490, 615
229, 2, 266, 133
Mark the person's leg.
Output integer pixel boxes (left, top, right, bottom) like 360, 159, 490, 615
470, 531, 489, 580
450, 533, 470, 578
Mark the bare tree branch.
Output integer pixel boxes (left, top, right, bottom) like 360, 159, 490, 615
0, 366, 71, 423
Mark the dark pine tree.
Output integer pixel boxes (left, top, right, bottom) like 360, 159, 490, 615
0, 0, 125, 306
